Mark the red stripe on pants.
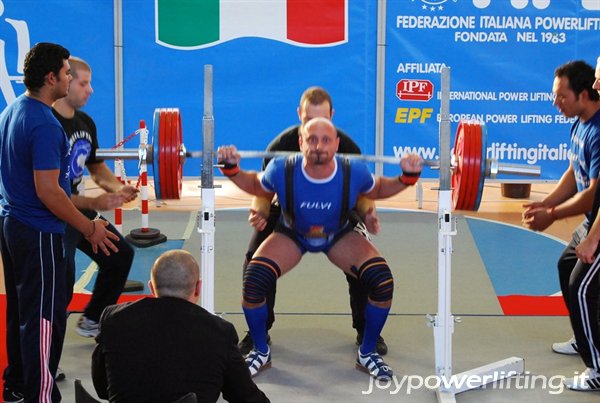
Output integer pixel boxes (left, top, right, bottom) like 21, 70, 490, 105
39, 318, 52, 402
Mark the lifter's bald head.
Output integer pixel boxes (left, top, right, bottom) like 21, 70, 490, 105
299, 117, 339, 166
303, 116, 335, 134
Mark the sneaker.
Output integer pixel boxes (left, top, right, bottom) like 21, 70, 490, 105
356, 333, 388, 356
55, 366, 66, 382
3, 387, 24, 403
238, 331, 272, 356
245, 348, 271, 377
564, 368, 600, 391
552, 336, 578, 355
76, 315, 99, 338
355, 349, 393, 380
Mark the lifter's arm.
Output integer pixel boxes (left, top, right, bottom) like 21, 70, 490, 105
364, 154, 422, 200
217, 145, 275, 199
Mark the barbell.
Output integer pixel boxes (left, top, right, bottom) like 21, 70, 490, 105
96, 108, 541, 211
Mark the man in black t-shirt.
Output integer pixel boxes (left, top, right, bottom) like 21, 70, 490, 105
52, 57, 139, 339
238, 86, 387, 356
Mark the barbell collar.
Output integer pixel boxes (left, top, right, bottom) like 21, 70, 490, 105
179, 143, 187, 165
488, 159, 498, 179
495, 161, 540, 178
97, 144, 155, 165
96, 148, 140, 160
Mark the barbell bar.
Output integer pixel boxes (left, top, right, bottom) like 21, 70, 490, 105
186, 151, 540, 177
95, 108, 541, 210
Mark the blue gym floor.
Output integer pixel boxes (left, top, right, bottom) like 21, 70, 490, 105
74, 209, 567, 313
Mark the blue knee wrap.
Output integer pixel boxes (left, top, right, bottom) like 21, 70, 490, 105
243, 256, 281, 304
354, 257, 394, 302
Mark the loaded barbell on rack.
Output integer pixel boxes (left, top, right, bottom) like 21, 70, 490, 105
95, 108, 541, 211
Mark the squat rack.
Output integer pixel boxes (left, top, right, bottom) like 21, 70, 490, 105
433, 66, 524, 402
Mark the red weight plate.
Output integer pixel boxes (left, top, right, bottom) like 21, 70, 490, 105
168, 108, 180, 199
467, 121, 481, 210
458, 122, 474, 210
163, 109, 174, 199
451, 122, 466, 209
459, 121, 475, 210
458, 121, 476, 210
158, 109, 169, 199
159, 109, 168, 199
472, 122, 483, 210
451, 124, 461, 209
473, 122, 488, 210
460, 121, 474, 210
161, 109, 172, 199
160, 108, 171, 200
173, 109, 183, 198
152, 109, 162, 200
466, 121, 483, 211
168, 108, 181, 199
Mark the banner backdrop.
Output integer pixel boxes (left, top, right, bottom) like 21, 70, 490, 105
0, 1, 598, 180
385, 0, 600, 179
0, 0, 114, 148
0, 0, 375, 176
123, 0, 375, 174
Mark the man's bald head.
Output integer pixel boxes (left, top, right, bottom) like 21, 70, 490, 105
299, 117, 339, 166
302, 116, 336, 136
150, 250, 200, 301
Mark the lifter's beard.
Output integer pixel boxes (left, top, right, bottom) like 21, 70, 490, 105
310, 151, 328, 165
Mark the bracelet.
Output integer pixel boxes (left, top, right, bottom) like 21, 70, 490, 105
85, 220, 96, 237
398, 171, 421, 186
219, 163, 240, 177
549, 206, 558, 220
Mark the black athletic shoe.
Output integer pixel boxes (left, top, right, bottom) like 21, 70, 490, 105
356, 333, 388, 356
564, 368, 600, 391
238, 331, 271, 356
3, 387, 24, 403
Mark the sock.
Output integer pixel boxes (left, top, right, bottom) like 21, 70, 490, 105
243, 304, 269, 354
360, 302, 390, 355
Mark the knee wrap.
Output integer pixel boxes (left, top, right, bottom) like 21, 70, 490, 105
354, 257, 393, 302
243, 257, 281, 304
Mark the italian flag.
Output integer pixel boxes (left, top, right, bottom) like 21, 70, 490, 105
155, 0, 347, 49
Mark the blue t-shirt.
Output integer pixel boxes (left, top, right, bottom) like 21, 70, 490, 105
569, 109, 600, 222
0, 94, 71, 233
261, 155, 375, 237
